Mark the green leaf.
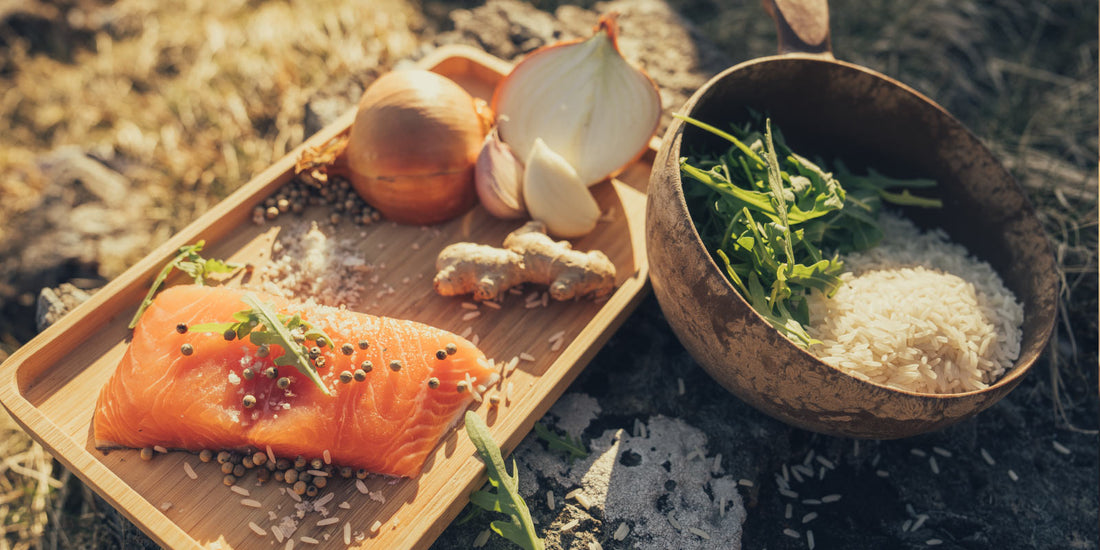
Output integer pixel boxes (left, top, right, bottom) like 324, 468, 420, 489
188, 322, 236, 334
243, 293, 332, 396
464, 412, 544, 550
128, 241, 242, 329
533, 423, 588, 464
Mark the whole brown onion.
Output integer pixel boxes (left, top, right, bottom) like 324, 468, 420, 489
344, 69, 491, 225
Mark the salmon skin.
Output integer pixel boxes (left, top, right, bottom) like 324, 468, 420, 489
94, 285, 496, 478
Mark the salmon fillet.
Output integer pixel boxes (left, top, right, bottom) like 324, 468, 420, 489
93, 285, 496, 478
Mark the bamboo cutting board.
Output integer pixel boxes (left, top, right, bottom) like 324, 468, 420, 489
0, 46, 654, 549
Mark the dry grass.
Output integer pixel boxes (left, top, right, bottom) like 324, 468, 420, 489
0, 0, 1095, 547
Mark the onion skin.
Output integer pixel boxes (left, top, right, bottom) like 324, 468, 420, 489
345, 69, 490, 225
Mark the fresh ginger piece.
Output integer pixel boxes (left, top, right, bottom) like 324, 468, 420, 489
433, 221, 616, 301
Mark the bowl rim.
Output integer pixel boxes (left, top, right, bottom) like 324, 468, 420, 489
660, 53, 1055, 401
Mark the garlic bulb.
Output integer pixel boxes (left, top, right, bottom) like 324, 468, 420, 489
523, 138, 601, 238
474, 128, 526, 219
492, 13, 661, 186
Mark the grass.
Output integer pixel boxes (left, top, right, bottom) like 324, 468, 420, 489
0, 0, 1095, 547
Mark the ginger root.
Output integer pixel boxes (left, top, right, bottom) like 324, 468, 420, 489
434, 221, 616, 301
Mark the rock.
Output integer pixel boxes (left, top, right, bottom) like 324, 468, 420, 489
35, 283, 95, 332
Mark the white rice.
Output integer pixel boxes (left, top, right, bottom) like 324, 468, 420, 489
806, 214, 1024, 394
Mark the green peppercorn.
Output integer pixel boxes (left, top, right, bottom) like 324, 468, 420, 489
445, 343, 458, 355
242, 395, 257, 408
353, 369, 367, 382
339, 371, 353, 384
180, 343, 194, 356
341, 343, 354, 355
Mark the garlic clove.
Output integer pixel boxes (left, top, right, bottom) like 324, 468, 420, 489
474, 128, 526, 219
522, 138, 601, 238
493, 13, 661, 186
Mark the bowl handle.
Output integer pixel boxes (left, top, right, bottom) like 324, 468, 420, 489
763, 0, 833, 58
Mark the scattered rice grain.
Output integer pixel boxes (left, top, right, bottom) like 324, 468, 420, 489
929, 456, 940, 474
821, 494, 842, 503
932, 446, 953, 457
473, 529, 491, 548
807, 529, 816, 549
783, 528, 801, 539
299, 536, 319, 545
369, 521, 381, 534
1008, 469, 1019, 481
316, 517, 340, 527
230, 486, 250, 496
911, 448, 928, 457
980, 448, 996, 465
802, 512, 818, 524
927, 539, 943, 546
240, 499, 262, 508
1052, 441, 1072, 455
249, 522, 267, 536
183, 462, 198, 480
613, 522, 630, 541
688, 527, 711, 540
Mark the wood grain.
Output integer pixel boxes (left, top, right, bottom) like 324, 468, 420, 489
0, 45, 654, 550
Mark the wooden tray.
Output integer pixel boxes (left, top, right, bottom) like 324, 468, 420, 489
0, 46, 653, 549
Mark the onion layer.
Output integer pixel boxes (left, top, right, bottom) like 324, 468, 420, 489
345, 69, 491, 225
492, 14, 661, 187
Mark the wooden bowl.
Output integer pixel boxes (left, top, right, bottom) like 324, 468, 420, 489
644, 0, 1059, 438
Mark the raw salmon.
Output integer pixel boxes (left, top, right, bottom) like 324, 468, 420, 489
94, 284, 496, 478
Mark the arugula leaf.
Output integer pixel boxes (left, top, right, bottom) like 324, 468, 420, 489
128, 241, 240, 329
464, 412, 544, 550
533, 422, 588, 465
190, 296, 333, 396
679, 112, 940, 347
